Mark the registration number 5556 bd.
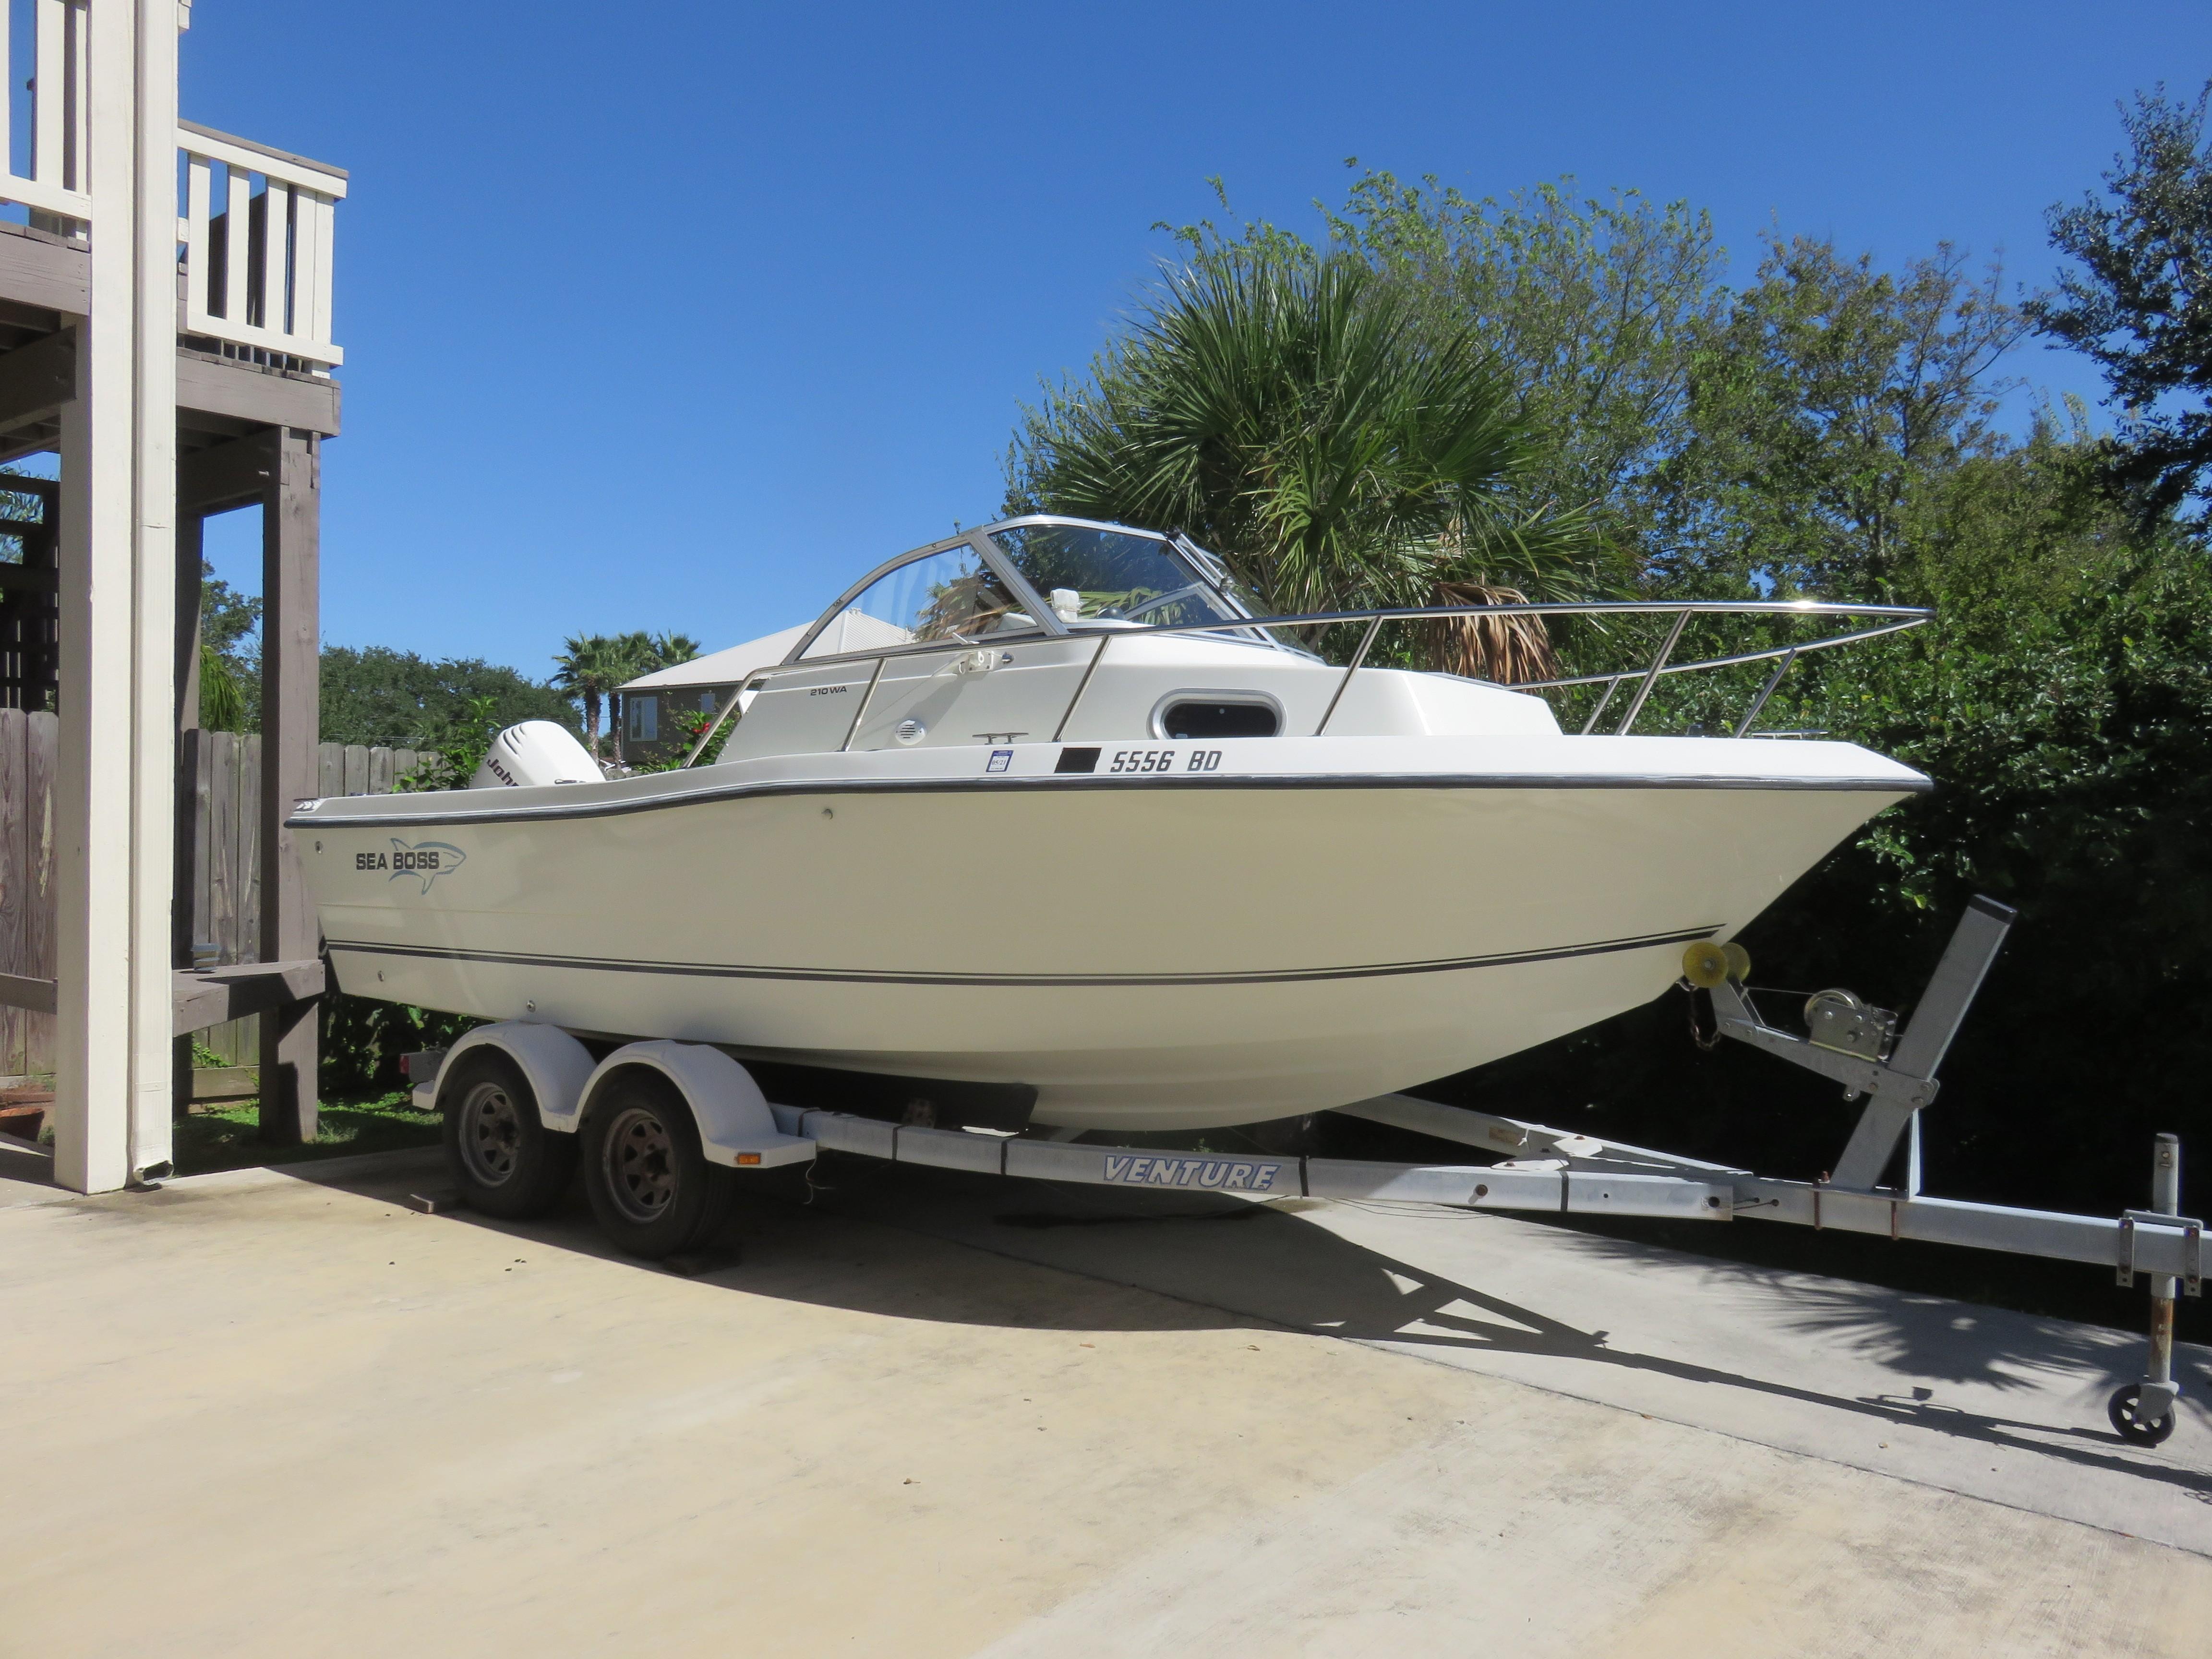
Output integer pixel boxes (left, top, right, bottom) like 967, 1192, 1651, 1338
1109, 748, 1222, 774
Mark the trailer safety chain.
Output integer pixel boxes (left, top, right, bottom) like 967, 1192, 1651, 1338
1684, 983, 1722, 1052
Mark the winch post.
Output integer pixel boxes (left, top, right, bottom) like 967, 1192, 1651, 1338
1827, 896, 2014, 1190
2141, 1134, 2183, 1422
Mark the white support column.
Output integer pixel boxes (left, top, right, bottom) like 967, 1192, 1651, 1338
131, 0, 179, 1177
51, 0, 177, 1193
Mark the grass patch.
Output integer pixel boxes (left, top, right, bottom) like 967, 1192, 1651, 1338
173, 1088, 442, 1176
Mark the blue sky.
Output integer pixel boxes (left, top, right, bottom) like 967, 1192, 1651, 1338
185, 0, 2211, 681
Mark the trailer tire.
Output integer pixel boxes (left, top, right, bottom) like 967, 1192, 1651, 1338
441, 1047, 578, 1219
2107, 1384, 2178, 1446
580, 1070, 733, 1259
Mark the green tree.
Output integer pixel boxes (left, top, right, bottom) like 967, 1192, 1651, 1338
554, 630, 703, 764
602, 632, 655, 766
197, 642, 248, 731
551, 635, 623, 757
1006, 238, 1603, 672
2026, 83, 2212, 527
649, 632, 702, 668
196, 561, 263, 730
1649, 236, 2025, 601
1324, 168, 1728, 545
319, 646, 576, 751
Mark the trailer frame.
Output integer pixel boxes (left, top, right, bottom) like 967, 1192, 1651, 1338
412, 895, 2197, 1445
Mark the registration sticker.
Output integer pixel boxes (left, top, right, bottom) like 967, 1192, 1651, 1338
986, 749, 1013, 773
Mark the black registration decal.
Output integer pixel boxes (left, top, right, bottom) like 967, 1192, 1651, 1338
1107, 748, 1223, 774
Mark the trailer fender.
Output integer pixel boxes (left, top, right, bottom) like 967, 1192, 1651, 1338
578, 1042, 816, 1169
429, 1022, 599, 1130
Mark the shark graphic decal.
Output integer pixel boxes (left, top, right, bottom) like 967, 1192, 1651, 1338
352, 838, 466, 894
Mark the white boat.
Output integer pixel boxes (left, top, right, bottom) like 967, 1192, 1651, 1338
295, 517, 1929, 1132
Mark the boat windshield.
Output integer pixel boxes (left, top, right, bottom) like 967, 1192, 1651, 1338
800, 542, 1035, 660
989, 523, 1247, 630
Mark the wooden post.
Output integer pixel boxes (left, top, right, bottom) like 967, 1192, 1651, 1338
257, 429, 319, 1145
0, 708, 26, 1078
174, 513, 202, 737
172, 513, 202, 1116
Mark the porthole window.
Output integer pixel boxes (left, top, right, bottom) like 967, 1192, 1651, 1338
1152, 692, 1281, 740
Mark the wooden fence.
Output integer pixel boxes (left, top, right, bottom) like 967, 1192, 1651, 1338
0, 709, 56, 1082
180, 733, 433, 1067
0, 725, 429, 1079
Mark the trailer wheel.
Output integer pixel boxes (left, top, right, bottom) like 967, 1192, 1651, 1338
580, 1070, 733, 1259
441, 1047, 578, 1219
2107, 1384, 2178, 1446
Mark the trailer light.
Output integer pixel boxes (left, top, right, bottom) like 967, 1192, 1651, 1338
736, 1153, 762, 1166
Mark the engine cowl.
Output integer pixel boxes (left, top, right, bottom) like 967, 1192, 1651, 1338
470, 721, 601, 789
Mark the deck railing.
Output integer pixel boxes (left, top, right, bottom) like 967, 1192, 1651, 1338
177, 121, 347, 370
0, 0, 93, 227
0, 0, 345, 371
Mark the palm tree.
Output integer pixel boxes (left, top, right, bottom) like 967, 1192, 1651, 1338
649, 632, 702, 669
555, 632, 707, 765
198, 641, 248, 731
599, 632, 658, 766
1008, 246, 1603, 678
551, 635, 621, 757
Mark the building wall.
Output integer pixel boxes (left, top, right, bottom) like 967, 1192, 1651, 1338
623, 685, 732, 765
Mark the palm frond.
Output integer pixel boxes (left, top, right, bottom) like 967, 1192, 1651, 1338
199, 641, 247, 731
1421, 580, 1559, 683
1009, 242, 1607, 625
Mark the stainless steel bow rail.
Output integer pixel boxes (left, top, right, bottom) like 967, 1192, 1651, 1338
1164, 597, 1932, 737
771, 895, 2196, 1446
684, 598, 1933, 764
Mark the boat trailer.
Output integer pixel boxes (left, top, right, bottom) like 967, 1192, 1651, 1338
419, 897, 2197, 1446
759, 897, 2197, 1446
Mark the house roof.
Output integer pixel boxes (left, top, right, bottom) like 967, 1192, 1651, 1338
620, 612, 914, 691
619, 624, 809, 691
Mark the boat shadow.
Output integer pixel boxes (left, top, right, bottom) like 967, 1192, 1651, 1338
301, 1153, 2212, 1497
817, 1161, 2212, 1497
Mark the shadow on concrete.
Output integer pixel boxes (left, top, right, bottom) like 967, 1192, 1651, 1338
287, 1149, 2212, 1497
0, 1134, 58, 1205
1537, 1226, 2179, 1394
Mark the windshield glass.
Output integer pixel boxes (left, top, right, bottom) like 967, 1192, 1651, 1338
802, 543, 1034, 659
989, 523, 1248, 630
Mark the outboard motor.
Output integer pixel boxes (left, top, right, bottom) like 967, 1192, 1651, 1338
471, 721, 601, 789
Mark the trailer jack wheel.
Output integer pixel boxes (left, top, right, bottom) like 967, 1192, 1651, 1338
2107, 1384, 2178, 1447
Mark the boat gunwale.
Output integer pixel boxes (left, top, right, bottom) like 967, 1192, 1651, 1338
290, 765, 1932, 832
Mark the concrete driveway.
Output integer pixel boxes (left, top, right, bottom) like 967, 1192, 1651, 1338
3, 1145, 2208, 1658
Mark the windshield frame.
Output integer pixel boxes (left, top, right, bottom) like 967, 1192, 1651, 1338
784, 529, 1066, 665
984, 515, 1278, 643
784, 516, 1279, 666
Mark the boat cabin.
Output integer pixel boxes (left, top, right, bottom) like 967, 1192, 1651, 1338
716, 517, 1560, 762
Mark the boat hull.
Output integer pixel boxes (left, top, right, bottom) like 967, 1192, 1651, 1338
297, 737, 1924, 1130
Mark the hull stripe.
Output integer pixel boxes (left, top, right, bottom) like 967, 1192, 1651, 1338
289, 769, 1925, 831
325, 923, 1721, 990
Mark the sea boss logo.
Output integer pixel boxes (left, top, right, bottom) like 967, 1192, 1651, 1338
1101, 1154, 1284, 1192
355, 838, 466, 893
